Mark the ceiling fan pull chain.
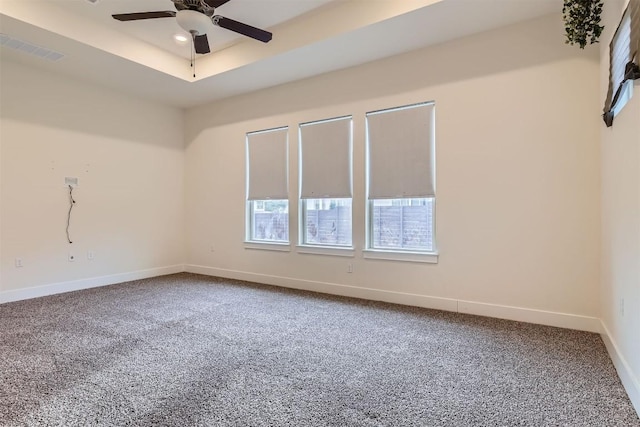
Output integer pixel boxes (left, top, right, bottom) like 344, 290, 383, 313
191, 33, 197, 78
189, 32, 195, 78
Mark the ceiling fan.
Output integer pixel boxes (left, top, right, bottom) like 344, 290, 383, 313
112, 0, 273, 55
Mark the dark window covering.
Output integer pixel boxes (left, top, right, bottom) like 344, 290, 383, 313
603, 0, 640, 127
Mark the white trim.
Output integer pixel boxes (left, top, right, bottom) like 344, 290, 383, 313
185, 264, 457, 312
185, 264, 600, 333
296, 245, 355, 257
600, 321, 640, 417
0, 265, 185, 304
458, 300, 600, 332
244, 241, 291, 252
363, 249, 438, 263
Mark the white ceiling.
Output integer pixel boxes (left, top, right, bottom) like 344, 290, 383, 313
65, 0, 336, 59
0, 0, 562, 109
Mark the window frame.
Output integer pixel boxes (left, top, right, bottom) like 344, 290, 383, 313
364, 102, 438, 262
297, 116, 354, 255
245, 126, 291, 249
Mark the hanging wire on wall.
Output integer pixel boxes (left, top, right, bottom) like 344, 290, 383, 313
66, 185, 76, 244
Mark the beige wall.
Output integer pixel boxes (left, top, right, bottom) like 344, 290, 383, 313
600, 0, 640, 409
0, 61, 185, 295
184, 14, 601, 322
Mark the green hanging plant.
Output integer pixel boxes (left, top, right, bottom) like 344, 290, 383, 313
563, 0, 604, 49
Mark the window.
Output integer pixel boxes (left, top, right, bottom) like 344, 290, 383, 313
299, 116, 353, 248
302, 198, 352, 246
246, 127, 289, 244
603, 0, 640, 126
366, 102, 436, 254
371, 198, 434, 251
249, 199, 289, 242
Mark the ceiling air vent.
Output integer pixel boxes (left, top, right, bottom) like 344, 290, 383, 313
0, 34, 65, 62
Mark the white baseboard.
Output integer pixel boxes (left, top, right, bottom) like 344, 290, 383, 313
458, 300, 601, 333
3, 264, 602, 333
0, 265, 185, 304
185, 264, 459, 312
1, 264, 602, 333
0, 264, 604, 334
185, 264, 600, 332
600, 321, 640, 417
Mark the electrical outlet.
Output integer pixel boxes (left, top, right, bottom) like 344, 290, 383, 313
347, 263, 353, 273
87, 251, 95, 260
68, 252, 75, 262
620, 298, 625, 317
15, 258, 23, 268
210, 245, 215, 252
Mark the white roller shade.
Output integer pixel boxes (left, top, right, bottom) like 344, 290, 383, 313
299, 116, 352, 199
367, 103, 435, 199
246, 127, 289, 200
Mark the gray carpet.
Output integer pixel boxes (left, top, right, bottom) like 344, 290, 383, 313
0, 273, 638, 426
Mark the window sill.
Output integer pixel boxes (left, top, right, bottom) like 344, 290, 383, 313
244, 241, 291, 252
363, 249, 438, 263
296, 245, 355, 257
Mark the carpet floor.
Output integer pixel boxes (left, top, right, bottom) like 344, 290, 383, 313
0, 273, 638, 426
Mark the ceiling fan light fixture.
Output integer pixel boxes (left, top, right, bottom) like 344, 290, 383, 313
176, 9, 212, 36
174, 33, 189, 44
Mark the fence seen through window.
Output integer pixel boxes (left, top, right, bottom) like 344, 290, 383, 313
371, 198, 434, 251
303, 199, 352, 246
251, 200, 289, 242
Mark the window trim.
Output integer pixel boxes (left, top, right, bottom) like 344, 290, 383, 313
365, 101, 437, 256
244, 241, 291, 252
296, 245, 355, 257
363, 249, 438, 263
298, 115, 354, 249
245, 125, 290, 244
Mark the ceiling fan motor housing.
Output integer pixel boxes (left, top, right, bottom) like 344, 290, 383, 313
174, 0, 215, 16
176, 9, 213, 36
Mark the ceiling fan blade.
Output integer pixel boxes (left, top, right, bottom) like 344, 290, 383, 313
112, 11, 176, 21
213, 15, 272, 43
194, 34, 211, 54
205, 0, 232, 8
